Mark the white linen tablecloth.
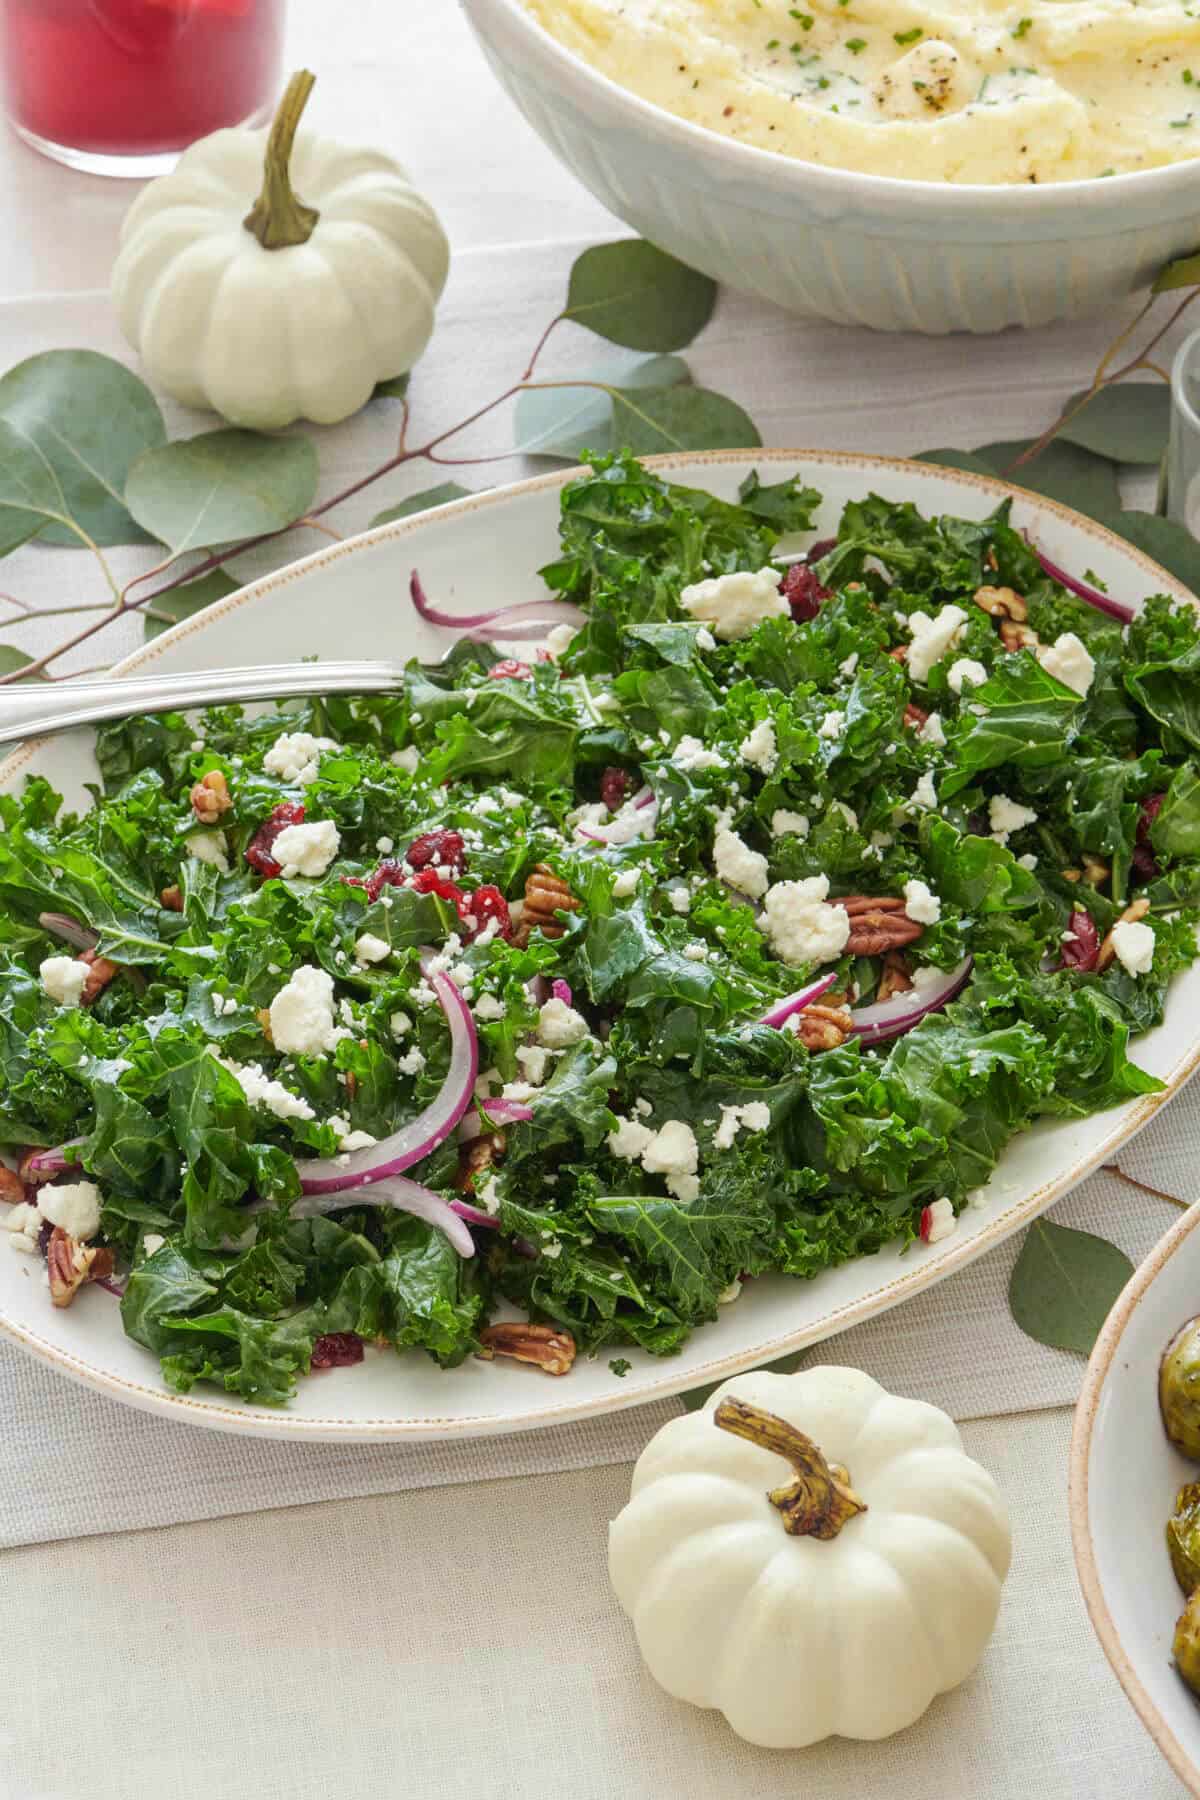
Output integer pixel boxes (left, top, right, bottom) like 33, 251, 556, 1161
1, 2, 1198, 1794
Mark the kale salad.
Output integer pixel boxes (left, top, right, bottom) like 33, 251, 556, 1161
2, 452, 1199, 1405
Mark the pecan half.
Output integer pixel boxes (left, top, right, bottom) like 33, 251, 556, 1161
456, 1131, 506, 1194
1097, 896, 1151, 972
79, 950, 119, 1006
47, 1227, 114, 1308
478, 1321, 576, 1376
837, 895, 924, 957
515, 863, 579, 947
877, 950, 913, 1003
903, 702, 929, 730
190, 769, 232, 824
794, 1001, 853, 1052
0, 1165, 25, 1206
998, 619, 1040, 653
160, 885, 184, 912
974, 584, 1028, 622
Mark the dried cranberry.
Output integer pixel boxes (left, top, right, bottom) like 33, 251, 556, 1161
460, 884, 512, 943
808, 538, 837, 561
406, 828, 467, 874
410, 866, 466, 907
1060, 908, 1100, 973
1132, 792, 1166, 884
782, 560, 830, 623
346, 859, 409, 903
600, 766, 630, 812
245, 800, 306, 879
310, 1332, 364, 1369
488, 660, 532, 680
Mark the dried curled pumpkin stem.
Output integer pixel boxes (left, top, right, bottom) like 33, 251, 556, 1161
244, 69, 320, 251
713, 1396, 867, 1539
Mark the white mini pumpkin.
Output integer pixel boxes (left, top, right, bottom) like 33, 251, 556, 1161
112, 71, 449, 431
609, 1365, 1011, 1748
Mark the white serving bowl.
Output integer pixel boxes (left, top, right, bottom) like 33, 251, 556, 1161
461, 0, 1200, 334
1071, 1205, 1200, 1796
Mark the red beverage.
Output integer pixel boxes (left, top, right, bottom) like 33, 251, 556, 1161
1, 0, 285, 174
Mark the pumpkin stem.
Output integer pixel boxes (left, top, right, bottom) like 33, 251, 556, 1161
243, 69, 320, 251
713, 1396, 867, 1539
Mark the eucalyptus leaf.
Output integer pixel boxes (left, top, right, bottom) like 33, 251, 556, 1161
1008, 1218, 1133, 1354
1057, 385, 1171, 466
369, 484, 473, 528
0, 417, 76, 557
971, 438, 1122, 520
514, 355, 689, 460
125, 429, 319, 555
564, 241, 717, 352
1098, 508, 1200, 591
608, 383, 761, 455
913, 448, 997, 478
1154, 250, 1200, 293
0, 350, 165, 548
0, 644, 45, 681
143, 569, 239, 641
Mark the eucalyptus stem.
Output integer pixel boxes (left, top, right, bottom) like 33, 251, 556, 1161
243, 70, 320, 252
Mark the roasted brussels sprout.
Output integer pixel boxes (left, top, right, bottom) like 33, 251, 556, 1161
1168, 1484, 1200, 1594
1176, 1588, 1200, 1696
1160, 1318, 1200, 1459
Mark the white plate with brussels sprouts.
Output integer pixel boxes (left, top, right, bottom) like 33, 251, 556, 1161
1072, 1202, 1200, 1797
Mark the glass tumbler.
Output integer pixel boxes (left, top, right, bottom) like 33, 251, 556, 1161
0, 0, 286, 177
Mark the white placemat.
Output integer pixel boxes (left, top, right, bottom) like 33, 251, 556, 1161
0, 267, 1197, 1548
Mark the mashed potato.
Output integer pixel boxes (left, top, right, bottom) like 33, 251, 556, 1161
523, 0, 1200, 182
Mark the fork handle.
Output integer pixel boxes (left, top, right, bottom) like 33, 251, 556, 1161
0, 661, 404, 747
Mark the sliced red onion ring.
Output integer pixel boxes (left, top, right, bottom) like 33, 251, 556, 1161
1030, 547, 1134, 623
849, 956, 974, 1045
481, 1098, 535, 1125
293, 969, 477, 1195
759, 972, 838, 1029
293, 1176, 474, 1257
410, 571, 585, 638
38, 912, 98, 952
449, 1199, 500, 1231
24, 1138, 86, 1178
550, 979, 572, 1005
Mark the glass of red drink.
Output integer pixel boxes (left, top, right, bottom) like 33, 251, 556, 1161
0, 0, 286, 176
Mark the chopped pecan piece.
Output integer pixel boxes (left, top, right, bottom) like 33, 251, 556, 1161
0, 1165, 25, 1206
456, 1131, 506, 1193
794, 1001, 853, 1051
515, 863, 579, 947
190, 769, 232, 824
837, 895, 924, 957
998, 619, 1040, 653
160, 885, 184, 912
47, 1227, 114, 1308
974, 584, 1028, 622
876, 951, 913, 1003
478, 1321, 576, 1376
1097, 897, 1151, 972
257, 1006, 274, 1043
1061, 868, 1082, 884
79, 950, 119, 1006
888, 645, 908, 664
903, 702, 929, 730
1081, 854, 1110, 888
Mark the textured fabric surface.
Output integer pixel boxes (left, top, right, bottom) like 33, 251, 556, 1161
0, 1409, 1185, 1800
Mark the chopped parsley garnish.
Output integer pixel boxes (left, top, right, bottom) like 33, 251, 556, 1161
1011, 16, 1033, 36
845, 36, 868, 52
609, 1359, 633, 1378
894, 26, 923, 43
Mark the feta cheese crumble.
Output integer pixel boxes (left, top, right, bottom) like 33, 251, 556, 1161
38, 1180, 103, 1241
270, 819, 340, 880
268, 965, 350, 1056
672, 734, 726, 773
472, 994, 505, 1022
607, 1115, 654, 1160
1037, 631, 1096, 697
922, 1197, 957, 1245
185, 829, 230, 872
947, 658, 987, 695
988, 793, 1038, 845
640, 1118, 701, 1203
903, 878, 942, 925
263, 731, 339, 786
390, 745, 420, 773
762, 875, 852, 967
4, 1202, 41, 1253
40, 954, 87, 1009
1111, 918, 1156, 976
908, 771, 938, 813
713, 1099, 772, 1151
544, 622, 579, 659
218, 1058, 316, 1122
612, 866, 641, 898
536, 997, 589, 1048
678, 567, 786, 641
713, 828, 769, 899
917, 711, 946, 747
738, 718, 778, 774
353, 932, 391, 966
905, 605, 968, 683
818, 710, 845, 741
771, 809, 810, 839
